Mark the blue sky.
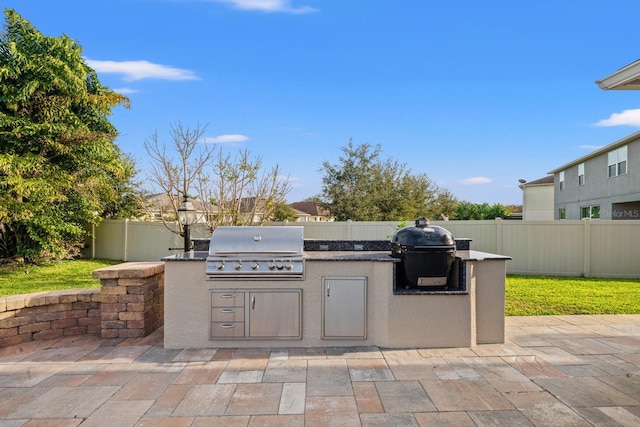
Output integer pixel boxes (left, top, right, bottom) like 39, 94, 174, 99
4, 0, 640, 205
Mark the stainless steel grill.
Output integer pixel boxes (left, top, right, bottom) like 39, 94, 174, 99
205, 226, 304, 280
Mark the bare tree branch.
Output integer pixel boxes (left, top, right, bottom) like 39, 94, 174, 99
143, 122, 216, 234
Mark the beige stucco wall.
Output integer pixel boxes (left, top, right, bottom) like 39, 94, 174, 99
522, 184, 554, 220
164, 256, 507, 349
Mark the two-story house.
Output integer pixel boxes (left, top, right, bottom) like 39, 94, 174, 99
548, 131, 640, 220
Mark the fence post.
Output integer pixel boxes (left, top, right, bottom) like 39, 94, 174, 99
495, 218, 503, 254
91, 223, 96, 259
582, 218, 591, 277
123, 219, 129, 262
347, 219, 353, 240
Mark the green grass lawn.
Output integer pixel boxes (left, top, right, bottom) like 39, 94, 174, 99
0, 259, 121, 297
506, 275, 640, 316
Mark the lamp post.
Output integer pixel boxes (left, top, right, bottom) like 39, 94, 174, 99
177, 195, 196, 252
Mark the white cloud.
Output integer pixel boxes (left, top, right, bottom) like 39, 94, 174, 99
112, 87, 139, 95
85, 59, 199, 82
214, 0, 317, 14
203, 134, 249, 143
461, 177, 492, 185
594, 109, 640, 127
284, 176, 303, 187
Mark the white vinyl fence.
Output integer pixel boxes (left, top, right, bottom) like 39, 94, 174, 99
86, 219, 640, 278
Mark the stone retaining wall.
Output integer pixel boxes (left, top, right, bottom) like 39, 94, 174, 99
0, 262, 164, 347
92, 262, 164, 339
0, 289, 101, 347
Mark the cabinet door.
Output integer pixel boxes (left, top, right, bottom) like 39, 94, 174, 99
322, 277, 367, 339
248, 291, 301, 339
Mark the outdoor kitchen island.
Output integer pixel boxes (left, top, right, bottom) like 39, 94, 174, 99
163, 233, 511, 349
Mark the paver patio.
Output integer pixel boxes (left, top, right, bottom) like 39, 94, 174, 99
0, 314, 638, 426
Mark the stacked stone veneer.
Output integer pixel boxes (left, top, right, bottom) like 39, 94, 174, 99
92, 262, 164, 339
0, 288, 101, 347
0, 262, 164, 347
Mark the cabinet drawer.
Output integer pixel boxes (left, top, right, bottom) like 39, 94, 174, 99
211, 291, 244, 307
211, 322, 245, 338
211, 307, 245, 322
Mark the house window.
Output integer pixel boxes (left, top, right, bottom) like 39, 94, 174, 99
581, 205, 600, 219
608, 145, 628, 177
559, 208, 566, 219
578, 163, 584, 186
559, 171, 565, 190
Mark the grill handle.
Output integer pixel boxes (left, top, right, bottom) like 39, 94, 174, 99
251, 295, 256, 310
219, 324, 236, 329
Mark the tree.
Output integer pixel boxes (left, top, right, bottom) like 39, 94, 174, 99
453, 202, 512, 220
200, 147, 291, 228
144, 125, 291, 232
319, 139, 454, 221
0, 9, 136, 262
270, 202, 297, 222
429, 188, 459, 220
143, 122, 216, 235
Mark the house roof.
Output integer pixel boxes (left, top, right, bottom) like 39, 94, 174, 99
290, 201, 330, 216
548, 130, 640, 174
596, 59, 640, 90
522, 175, 554, 186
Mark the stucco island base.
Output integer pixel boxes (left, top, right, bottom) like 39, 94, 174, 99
163, 250, 509, 349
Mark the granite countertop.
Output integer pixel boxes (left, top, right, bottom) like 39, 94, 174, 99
163, 251, 397, 262
304, 251, 397, 262
164, 249, 511, 262
455, 250, 512, 262
164, 251, 208, 261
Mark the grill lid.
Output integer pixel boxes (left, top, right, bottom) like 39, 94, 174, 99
206, 226, 304, 279
390, 218, 455, 257
208, 226, 303, 257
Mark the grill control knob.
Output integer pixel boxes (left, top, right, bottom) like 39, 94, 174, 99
268, 262, 276, 270
251, 263, 259, 270
235, 262, 242, 270
276, 262, 284, 270
217, 261, 225, 270
285, 262, 293, 270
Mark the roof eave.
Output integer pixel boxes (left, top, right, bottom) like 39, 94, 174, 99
548, 130, 640, 174
596, 59, 640, 90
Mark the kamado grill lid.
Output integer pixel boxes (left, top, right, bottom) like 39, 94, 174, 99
390, 218, 455, 254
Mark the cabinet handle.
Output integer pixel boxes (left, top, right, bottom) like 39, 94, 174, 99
251, 295, 256, 310
327, 284, 330, 297
220, 294, 236, 299
219, 324, 236, 329
220, 309, 235, 313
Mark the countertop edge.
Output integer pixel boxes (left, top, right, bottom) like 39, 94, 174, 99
163, 250, 511, 262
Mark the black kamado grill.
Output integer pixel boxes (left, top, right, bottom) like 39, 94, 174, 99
391, 218, 456, 289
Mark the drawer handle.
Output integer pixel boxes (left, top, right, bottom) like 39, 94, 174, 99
220, 309, 236, 313
219, 324, 236, 329
220, 294, 236, 299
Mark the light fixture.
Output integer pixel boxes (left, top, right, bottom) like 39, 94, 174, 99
177, 195, 196, 252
